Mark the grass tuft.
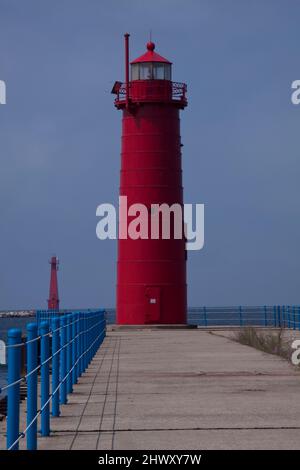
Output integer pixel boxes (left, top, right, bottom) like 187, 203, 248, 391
233, 327, 293, 362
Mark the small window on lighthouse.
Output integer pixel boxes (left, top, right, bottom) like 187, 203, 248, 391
131, 64, 139, 80
164, 64, 171, 80
140, 63, 152, 80
153, 64, 164, 79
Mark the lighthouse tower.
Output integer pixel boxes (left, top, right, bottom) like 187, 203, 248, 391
48, 256, 59, 310
113, 34, 187, 325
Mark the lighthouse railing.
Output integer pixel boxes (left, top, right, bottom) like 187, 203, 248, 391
114, 80, 187, 106
2, 309, 106, 450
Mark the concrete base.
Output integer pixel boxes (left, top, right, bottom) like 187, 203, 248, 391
109, 324, 197, 331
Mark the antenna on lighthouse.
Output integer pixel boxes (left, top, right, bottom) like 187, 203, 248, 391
124, 33, 130, 110
48, 255, 60, 310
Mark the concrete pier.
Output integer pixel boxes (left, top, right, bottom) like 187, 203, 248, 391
2, 328, 300, 450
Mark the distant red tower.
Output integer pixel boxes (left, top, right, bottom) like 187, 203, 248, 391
112, 34, 187, 324
48, 256, 59, 310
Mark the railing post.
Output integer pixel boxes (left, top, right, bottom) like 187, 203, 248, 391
89, 313, 92, 360
99, 312, 102, 344
75, 312, 80, 381
96, 313, 99, 349
60, 316, 67, 404
85, 313, 88, 369
103, 312, 107, 341
287, 305, 291, 329
292, 305, 296, 330
82, 313, 86, 371
87, 313, 90, 364
73, 313, 77, 382
26, 323, 38, 450
95, 313, 98, 352
87, 314, 91, 365
91, 313, 94, 361
277, 305, 281, 327
203, 306, 207, 327
36, 310, 40, 334
282, 305, 286, 328
71, 313, 76, 386
94, 313, 97, 351
92, 313, 95, 359
263, 305, 267, 327
79, 312, 84, 376
100, 312, 103, 345
7, 328, 22, 450
66, 314, 72, 394
273, 305, 277, 327
90, 313, 93, 362
40, 321, 50, 437
239, 306, 243, 327
51, 317, 60, 417
75, 312, 78, 382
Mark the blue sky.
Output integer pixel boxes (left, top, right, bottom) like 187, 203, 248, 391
0, 0, 299, 309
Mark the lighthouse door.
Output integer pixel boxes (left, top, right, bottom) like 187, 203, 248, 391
145, 286, 161, 324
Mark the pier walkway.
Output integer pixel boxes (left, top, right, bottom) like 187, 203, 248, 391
3, 328, 300, 450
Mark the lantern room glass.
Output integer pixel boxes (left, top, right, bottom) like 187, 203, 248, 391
140, 63, 152, 80
131, 63, 171, 81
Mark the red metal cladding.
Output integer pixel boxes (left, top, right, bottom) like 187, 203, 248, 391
113, 36, 187, 324
48, 256, 59, 310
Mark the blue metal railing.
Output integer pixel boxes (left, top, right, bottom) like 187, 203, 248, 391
2, 309, 106, 450
188, 305, 300, 328
35, 308, 104, 333
103, 306, 300, 328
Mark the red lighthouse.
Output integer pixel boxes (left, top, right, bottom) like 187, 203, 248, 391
113, 34, 187, 325
48, 256, 59, 310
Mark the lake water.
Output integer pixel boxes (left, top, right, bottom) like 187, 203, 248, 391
0, 316, 32, 396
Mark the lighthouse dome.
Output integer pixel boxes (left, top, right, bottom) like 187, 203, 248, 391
131, 42, 172, 81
